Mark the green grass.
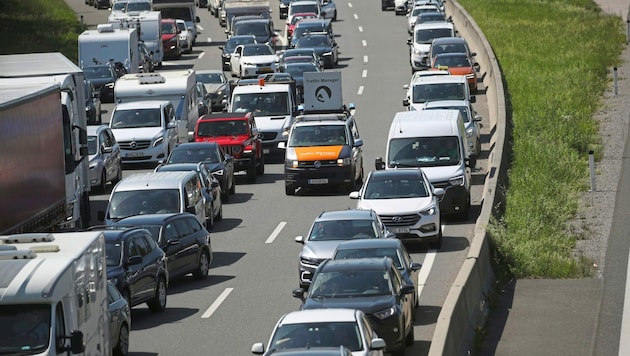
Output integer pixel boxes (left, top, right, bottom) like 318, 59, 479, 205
0, 0, 84, 63
458, 0, 625, 277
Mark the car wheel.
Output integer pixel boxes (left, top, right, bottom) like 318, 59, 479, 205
214, 9, 219, 17
222, 189, 229, 202
206, 207, 214, 229
285, 184, 295, 196
222, 63, 230, 71
193, 250, 210, 280
247, 160, 257, 183
122, 289, 131, 307
256, 155, 265, 176
95, 171, 107, 194
333, 10, 337, 21
405, 324, 414, 346
229, 177, 236, 195
147, 277, 167, 312
113, 323, 129, 356
112, 164, 123, 186
216, 202, 223, 221
432, 228, 443, 249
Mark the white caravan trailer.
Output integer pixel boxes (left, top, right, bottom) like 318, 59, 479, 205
109, 10, 164, 67
78, 24, 140, 73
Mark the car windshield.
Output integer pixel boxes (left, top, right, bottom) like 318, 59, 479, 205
412, 7, 438, 16
289, 125, 347, 146
284, 49, 315, 58
291, 4, 319, 15
197, 120, 248, 137
284, 63, 318, 78
234, 23, 269, 37
177, 21, 187, 32
0, 304, 51, 353
308, 220, 378, 241
83, 66, 114, 79
296, 35, 330, 47
232, 92, 290, 116
434, 54, 470, 68
432, 42, 468, 56
108, 189, 180, 220
364, 176, 429, 199
334, 248, 404, 269
388, 136, 461, 167
161, 22, 177, 34
242, 45, 274, 56
197, 73, 226, 84
415, 28, 453, 44
112, 1, 127, 11
168, 147, 220, 164
88, 135, 98, 155
269, 322, 363, 352
226, 37, 256, 50
126, 1, 151, 11
412, 82, 465, 102
111, 108, 162, 128
310, 270, 392, 297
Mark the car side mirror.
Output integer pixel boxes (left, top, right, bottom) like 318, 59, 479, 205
402, 98, 410, 106
251, 343, 265, 355
102, 146, 113, 154
470, 96, 476, 103
434, 188, 446, 199
218, 45, 224, 50
277, 141, 286, 149
291, 288, 306, 300
348, 191, 360, 199
385, 231, 397, 239
353, 138, 363, 147
294, 235, 305, 244
410, 262, 422, 271
375, 157, 385, 170
196, 16, 201, 23
370, 338, 386, 351
474, 114, 482, 122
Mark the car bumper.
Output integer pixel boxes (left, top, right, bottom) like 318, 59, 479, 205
379, 213, 441, 240
367, 314, 406, 352
261, 131, 287, 155
410, 53, 428, 71
241, 65, 274, 78
285, 165, 354, 188
119, 145, 168, 164
163, 45, 179, 58
233, 157, 254, 172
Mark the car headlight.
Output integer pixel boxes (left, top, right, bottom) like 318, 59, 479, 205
213, 169, 224, 176
466, 128, 474, 138
449, 175, 465, 186
243, 61, 254, 66
89, 161, 98, 170
322, 51, 332, 56
153, 136, 164, 147
466, 73, 476, 80
413, 48, 425, 55
286, 148, 298, 167
300, 256, 323, 265
373, 306, 397, 320
336, 157, 351, 166
420, 204, 437, 216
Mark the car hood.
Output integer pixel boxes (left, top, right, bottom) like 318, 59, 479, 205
358, 196, 434, 214
203, 83, 225, 94
242, 55, 277, 64
255, 115, 291, 132
197, 135, 248, 145
413, 42, 431, 53
302, 295, 397, 314
420, 165, 466, 183
445, 67, 474, 76
204, 162, 223, 172
301, 240, 346, 260
111, 127, 164, 141
89, 154, 101, 163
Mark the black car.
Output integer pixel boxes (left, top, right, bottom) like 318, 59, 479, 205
277, 61, 321, 101
83, 65, 117, 103
293, 33, 339, 69
278, 0, 294, 19
196, 70, 230, 111
293, 258, 415, 356
155, 162, 223, 228
107, 281, 131, 356
100, 227, 169, 312
289, 19, 334, 47
84, 81, 102, 125
219, 35, 257, 71
166, 142, 236, 202
113, 213, 213, 281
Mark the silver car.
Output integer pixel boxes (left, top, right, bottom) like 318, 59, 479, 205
108, 281, 131, 356
88, 125, 122, 193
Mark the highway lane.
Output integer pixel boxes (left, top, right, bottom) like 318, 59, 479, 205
68, 0, 490, 354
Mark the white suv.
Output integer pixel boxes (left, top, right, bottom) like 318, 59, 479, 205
402, 74, 474, 110
109, 100, 179, 164
407, 21, 454, 71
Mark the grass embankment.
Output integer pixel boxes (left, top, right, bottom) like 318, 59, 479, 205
457, 0, 625, 277
0, 0, 83, 63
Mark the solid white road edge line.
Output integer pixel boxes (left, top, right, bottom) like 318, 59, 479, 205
265, 221, 287, 244
417, 248, 437, 300
201, 288, 233, 319
618, 244, 630, 354
348, 2, 352, 7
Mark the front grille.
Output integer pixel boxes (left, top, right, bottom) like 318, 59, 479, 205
432, 180, 449, 189
221, 145, 243, 157
119, 140, 151, 150
256, 62, 273, 67
297, 160, 337, 168
380, 214, 421, 226
122, 155, 152, 161
261, 132, 277, 141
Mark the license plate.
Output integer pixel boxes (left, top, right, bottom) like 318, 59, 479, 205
263, 148, 270, 154
126, 151, 144, 158
308, 178, 328, 185
259, 67, 271, 72
390, 227, 410, 233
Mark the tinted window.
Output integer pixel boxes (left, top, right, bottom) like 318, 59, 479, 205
308, 220, 377, 241
108, 189, 180, 219
164, 222, 178, 241
168, 147, 219, 164
134, 236, 150, 256
310, 270, 392, 297
186, 216, 204, 232
174, 217, 194, 236
111, 108, 162, 128
289, 125, 347, 146
388, 136, 461, 166
269, 322, 361, 352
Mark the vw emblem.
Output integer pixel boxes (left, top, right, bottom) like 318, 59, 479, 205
130, 141, 137, 149
392, 216, 404, 223
314, 161, 321, 168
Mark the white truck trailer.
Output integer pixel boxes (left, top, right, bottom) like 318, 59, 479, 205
0, 231, 109, 355
109, 10, 164, 67
152, 0, 200, 43
78, 24, 140, 74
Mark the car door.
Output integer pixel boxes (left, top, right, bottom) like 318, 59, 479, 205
230, 45, 244, 76
101, 129, 115, 181
124, 236, 145, 305
218, 146, 235, 189
134, 234, 160, 301
173, 216, 200, 274
160, 220, 183, 277
348, 119, 363, 182
390, 265, 413, 334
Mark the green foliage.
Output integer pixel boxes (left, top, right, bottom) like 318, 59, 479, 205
458, 0, 625, 277
0, 0, 84, 63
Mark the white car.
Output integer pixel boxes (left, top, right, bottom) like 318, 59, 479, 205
251, 309, 386, 356
407, 21, 455, 71
406, 4, 441, 34
229, 43, 277, 78
349, 168, 444, 248
176, 19, 194, 54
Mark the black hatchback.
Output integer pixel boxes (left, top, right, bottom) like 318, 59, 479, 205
100, 227, 169, 312
113, 213, 213, 281
293, 258, 415, 356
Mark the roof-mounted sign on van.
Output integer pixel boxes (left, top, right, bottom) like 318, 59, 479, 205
0, 233, 55, 244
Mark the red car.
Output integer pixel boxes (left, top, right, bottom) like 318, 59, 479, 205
194, 112, 264, 182
161, 19, 181, 59
287, 12, 318, 39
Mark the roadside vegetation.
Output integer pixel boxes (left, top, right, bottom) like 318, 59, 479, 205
0, 0, 83, 63
458, 0, 625, 277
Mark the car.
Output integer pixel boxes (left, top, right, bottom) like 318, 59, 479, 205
414, 11, 449, 26
112, 213, 213, 281
406, 4, 442, 34
293, 258, 415, 356
161, 18, 182, 59
320, 0, 337, 21
349, 168, 444, 247
107, 281, 131, 356
426, 36, 477, 69
85, 80, 102, 125
282, 112, 363, 195
208, 0, 222, 16
295, 209, 395, 289
195, 82, 211, 116
195, 0, 208, 8
251, 309, 386, 356
332, 238, 423, 307
155, 162, 223, 227
277, 61, 321, 101
292, 33, 338, 69
219, 35, 257, 71
287, 12, 319, 39
196, 70, 230, 111
229, 43, 277, 78
274, 48, 324, 71
195, 112, 264, 182
138, 41, 154, 73
83, 64, 117, 103
176, 19, 194, 54
289, 18, 334, 48
421, 99, 483, 164
99, 227, 169, 312
407, 21, 455, 71
402, 74, 474, 110
287, 1, 322, 26
166, 142, 236, 201
255, 348, 353, 356
430, 53, 479, 93
278, 0, 294, 19
231, 18, 279, 50
88, 125, 122, 193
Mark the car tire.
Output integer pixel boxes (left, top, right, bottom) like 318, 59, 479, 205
122, 289, 131, 308
147, 277, 167, 312
206, 208, 214, 229
229, 177, 236, 195
405, 324, 414, 346
95, 171, 107, 194
285, 184, 295, 195
256, 155, 265, 176
333, 10, 337, 21
193, 250, 210, 280
432, 228, 443, 249
113, 323, 129, 356
247, 160, 257, 183
216, 202, 223, 221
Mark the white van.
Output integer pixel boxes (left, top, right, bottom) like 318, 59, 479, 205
114, 71, 198, 141
402, 74, 474, 110
376, 110, 471, 217
78, 24, 140, 73
103, 170, 208, 226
